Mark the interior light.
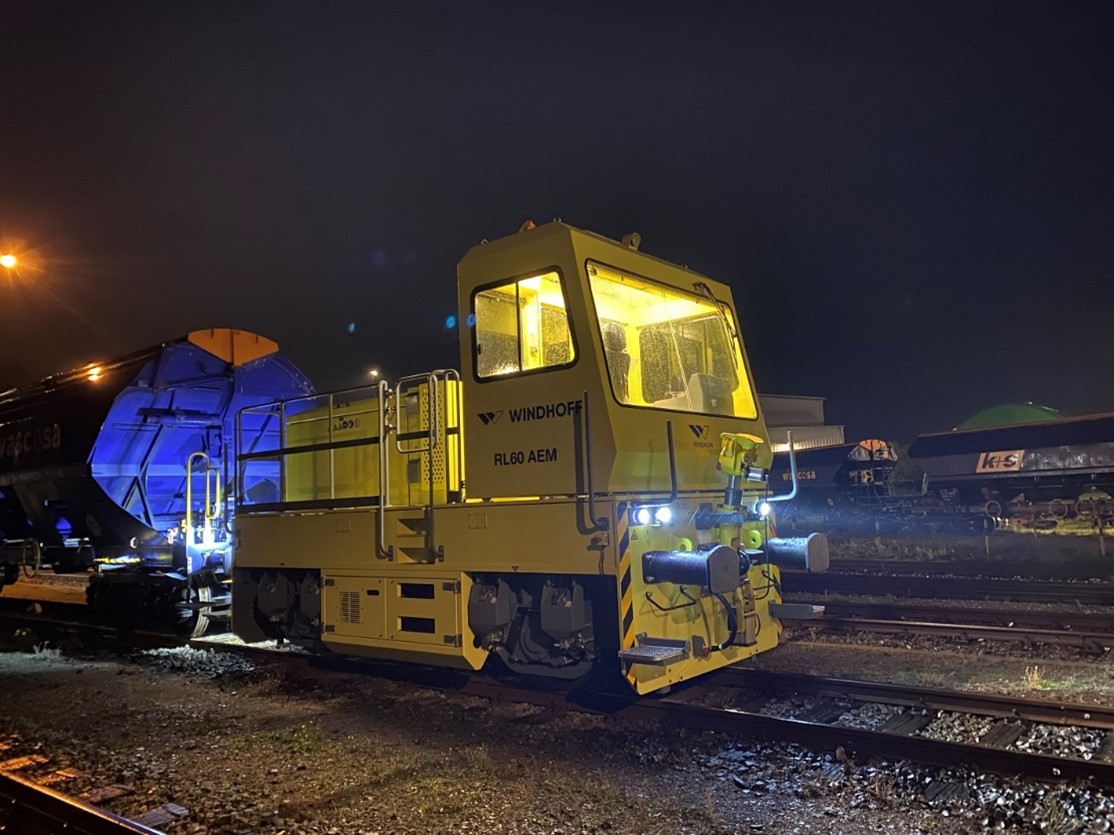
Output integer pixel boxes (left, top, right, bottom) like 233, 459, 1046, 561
759, 502, 771, 518
634, 507, 652, 525
654, 506, 673, 525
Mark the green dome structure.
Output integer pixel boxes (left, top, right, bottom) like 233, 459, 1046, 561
955, 402, 1064, 431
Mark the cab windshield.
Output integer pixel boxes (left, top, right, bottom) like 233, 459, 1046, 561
587, 261, 757, 418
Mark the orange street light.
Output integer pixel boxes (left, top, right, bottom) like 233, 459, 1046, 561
0, 254, 17, 270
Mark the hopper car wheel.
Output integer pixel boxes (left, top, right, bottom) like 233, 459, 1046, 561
21, 539, 41, 579
174, 584, 212, 639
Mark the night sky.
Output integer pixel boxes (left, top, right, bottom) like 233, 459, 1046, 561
2, 2, 1112, 443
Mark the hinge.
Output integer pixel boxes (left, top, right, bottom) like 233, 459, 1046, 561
324, 624, 335, 633
442, 580, 461, 593
442, 634, 462, 647
323, 578, 336, 587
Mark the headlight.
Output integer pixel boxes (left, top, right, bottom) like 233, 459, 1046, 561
632, 505, 673, 526
759, 501, 771, 518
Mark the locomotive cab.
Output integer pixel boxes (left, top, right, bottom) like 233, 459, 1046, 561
233, 222, 827, 694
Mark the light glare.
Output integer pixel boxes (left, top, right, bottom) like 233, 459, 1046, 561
759, 501, 771, 517
0, 254, 16, 269
654, 506, 673, 525
634, 507, 652, 525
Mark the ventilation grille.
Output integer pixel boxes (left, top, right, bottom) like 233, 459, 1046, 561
420, 387, 447, 486
339, 590, 361, 624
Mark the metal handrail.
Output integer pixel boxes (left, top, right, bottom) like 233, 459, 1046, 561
376, 379, 393, 559
393, 372, 439, 454
767, 429, 799, 504
185, 452, 207, 532
583, 390, 605, 532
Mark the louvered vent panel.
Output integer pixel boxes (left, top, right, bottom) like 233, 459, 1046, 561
339, 590, 361, 624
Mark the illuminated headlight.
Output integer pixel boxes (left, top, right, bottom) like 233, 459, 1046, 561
759, 501, 772, 518
632, 504, 673, 526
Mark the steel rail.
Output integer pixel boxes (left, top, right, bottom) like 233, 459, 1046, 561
0, 769, 165, 834
828, 557, 1114, 581
782, 571, 1114, 605
783, 615, 1114, 648
785, 599, 1114, 631
717, 668, 1114, 728
635, 697, 1114, 787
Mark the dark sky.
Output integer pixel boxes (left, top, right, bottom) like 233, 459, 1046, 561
2, 2, 1112, 442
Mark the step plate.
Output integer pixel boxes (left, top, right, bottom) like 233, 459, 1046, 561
618, 644, 687, 665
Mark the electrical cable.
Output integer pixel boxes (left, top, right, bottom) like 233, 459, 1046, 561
710, 591, 738, 652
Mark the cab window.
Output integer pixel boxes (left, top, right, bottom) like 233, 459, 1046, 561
587, 261, 757, 418
474, 271, 575, 378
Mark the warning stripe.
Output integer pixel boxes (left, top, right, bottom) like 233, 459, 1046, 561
614, 501, 637, 685
615, 502, 634, 644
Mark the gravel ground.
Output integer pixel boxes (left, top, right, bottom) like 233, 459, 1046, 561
783, 620, 1114, 665
783, 590, 1114, 616
751, 634, 1114, 702
5, 645, 1114, 834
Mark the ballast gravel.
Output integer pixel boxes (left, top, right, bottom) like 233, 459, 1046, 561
0, 643, 1112, 834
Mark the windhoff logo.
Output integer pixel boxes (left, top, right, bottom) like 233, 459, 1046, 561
478, 399, 583, 426
689, 424, 714, 448
1, 424, 62, 465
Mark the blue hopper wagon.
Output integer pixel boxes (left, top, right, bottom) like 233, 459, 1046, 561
0, 329, 312, 634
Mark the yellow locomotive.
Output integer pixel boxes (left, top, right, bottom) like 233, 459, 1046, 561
231, 222, 827, 694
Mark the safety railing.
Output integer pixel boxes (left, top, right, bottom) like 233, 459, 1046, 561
235, 374, 463, 530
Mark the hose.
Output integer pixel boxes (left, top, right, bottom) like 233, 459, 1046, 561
710, 592, 738, 652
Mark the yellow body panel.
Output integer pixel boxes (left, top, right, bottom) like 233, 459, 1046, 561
321, 570, 485, 670
274, 379, 463, 508
236, 496, 784, 688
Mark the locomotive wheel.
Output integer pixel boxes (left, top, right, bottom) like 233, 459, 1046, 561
21, 539, 41, 579
1049, 499, 1070, 519
174, 584, 212, 639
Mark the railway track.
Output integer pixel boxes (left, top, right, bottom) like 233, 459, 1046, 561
777, 599, 1114, 648
0, 768, 165, 834
786, 616, 1114, 649
789, 599, 1114, 630
828, 557, 1114, 581
5, 607, 1114, 793
783, 571, 1114, 604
